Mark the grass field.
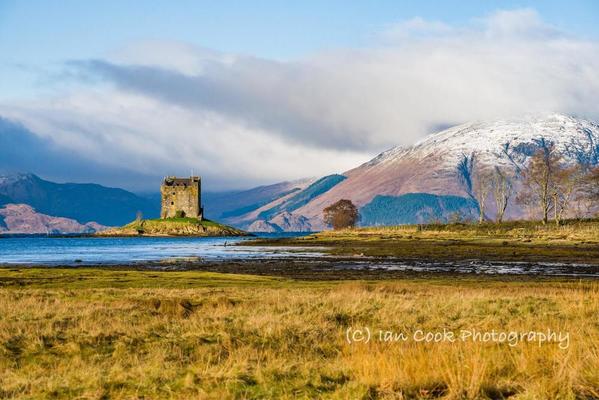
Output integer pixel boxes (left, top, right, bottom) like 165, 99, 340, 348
249, 219, 599, 264
1, 268, 598, 399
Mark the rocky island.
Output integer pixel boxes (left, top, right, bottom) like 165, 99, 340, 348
96, 217, 247, 237
98, 175, 247, 237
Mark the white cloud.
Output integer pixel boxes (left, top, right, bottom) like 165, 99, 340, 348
481, 8, 557, 39
1, 8, 599, 190
107, 40, 235, 76
1, 89, 367, 190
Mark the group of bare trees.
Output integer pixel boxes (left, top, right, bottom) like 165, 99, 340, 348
461, 139, 599, 225
517, 142, 586, 224
470, 163, 513, 224
459, 153, 514, 224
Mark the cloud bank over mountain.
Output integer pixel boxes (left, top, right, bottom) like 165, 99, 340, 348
1, 9, 598, 190
0, 118, 157, 189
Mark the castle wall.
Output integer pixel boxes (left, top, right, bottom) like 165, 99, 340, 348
160, 177, 202, 219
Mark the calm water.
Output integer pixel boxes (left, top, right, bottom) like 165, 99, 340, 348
1, 235, 598, 277
0, 234, 319, 265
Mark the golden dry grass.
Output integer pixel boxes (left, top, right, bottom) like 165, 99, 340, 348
249, 219, 599, 264
315, 219, 599, 244
0, 269, 598, 399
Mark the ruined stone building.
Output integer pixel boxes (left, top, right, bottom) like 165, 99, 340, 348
160, 176, 203, 219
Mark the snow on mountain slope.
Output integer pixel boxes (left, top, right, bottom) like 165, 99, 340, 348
290, 114, 599, 229
370, 113, 599, 170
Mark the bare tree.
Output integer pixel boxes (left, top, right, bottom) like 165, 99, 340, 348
552, 164, 584, 225
472, 167, 492, 224
574, 167, 599, 217
517, 142, 558, 224
457, 152, 496, 224
581, 166, 599, 201
492, 167, 513, 223
518, 140, 584, 225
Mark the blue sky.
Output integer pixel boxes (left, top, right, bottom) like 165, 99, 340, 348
1, 0, 598, 99
0, 1, 598, 190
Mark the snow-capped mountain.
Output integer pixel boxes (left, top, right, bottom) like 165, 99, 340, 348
368, 113, 599, 172
236, 114, 599, 230
6, 114, 596, 233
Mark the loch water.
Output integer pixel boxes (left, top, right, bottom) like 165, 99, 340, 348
0, 234, 315, 265
1, 234, 598, 277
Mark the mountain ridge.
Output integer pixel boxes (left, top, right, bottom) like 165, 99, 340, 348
237, 113, 599, 230
0, 173, 159, 226
4, 114, 598, 233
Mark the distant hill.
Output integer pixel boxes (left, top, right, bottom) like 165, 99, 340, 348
360, 193, 478, 226
256, 175, 346, 221
202, 178, 313, 221
0, 193, 11, 207
0, 204, 107, 234
0, 173, 159, 226
215, 175, 347, 232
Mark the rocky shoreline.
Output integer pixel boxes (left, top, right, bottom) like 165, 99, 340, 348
6, 256, 599, 280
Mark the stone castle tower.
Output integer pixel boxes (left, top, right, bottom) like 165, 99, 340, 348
160, 176, 203, 219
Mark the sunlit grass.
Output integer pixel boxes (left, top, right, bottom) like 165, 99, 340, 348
1, 268, 598, 399
98, 216, 248, 237
317, 218, 599, 243
248, 219, 599, 264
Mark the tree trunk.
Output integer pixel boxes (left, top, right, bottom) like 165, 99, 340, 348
553, 193, 559, 225
478, 197, 486, 224
541, 201, 548, 224
541, 171, 549, 225
496, 198, 507, 223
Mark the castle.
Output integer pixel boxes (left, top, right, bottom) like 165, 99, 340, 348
160, 176, 203, 219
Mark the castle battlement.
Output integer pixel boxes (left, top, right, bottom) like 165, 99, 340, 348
160, 176, 203, 219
